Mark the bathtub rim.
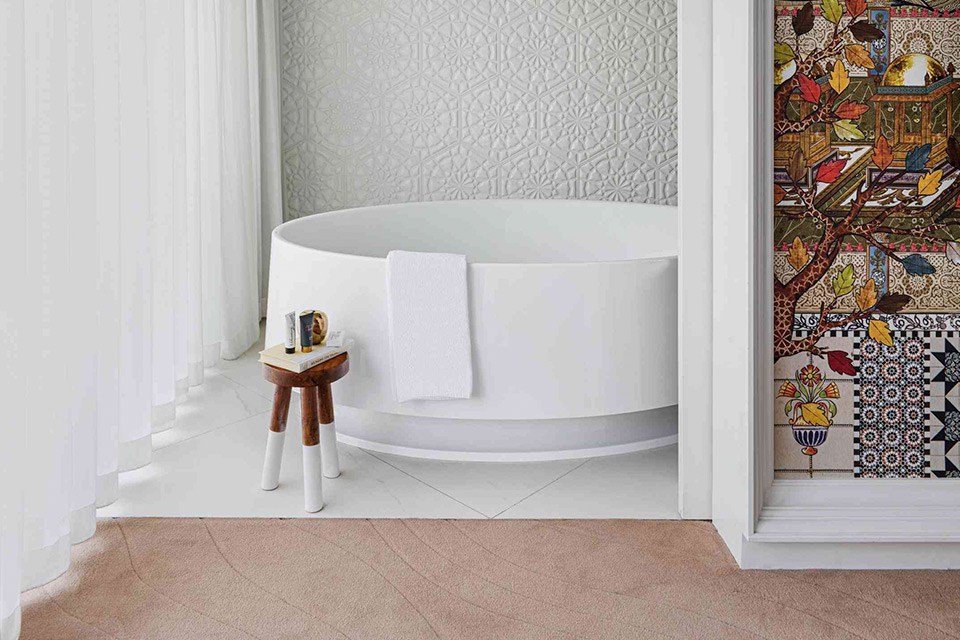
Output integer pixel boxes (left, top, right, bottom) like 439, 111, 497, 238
272, 199, 678, 267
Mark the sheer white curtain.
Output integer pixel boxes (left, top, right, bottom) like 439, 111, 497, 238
0, 1, 282, 637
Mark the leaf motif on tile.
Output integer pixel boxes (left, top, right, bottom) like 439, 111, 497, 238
875, 293, 911, 314
846, 0, 867, 17
916, 170, 943, 197
816, 158, 847, 183
801, 402, 830, 426
826, 351, 856, 376
833, 101, 869, 120
832, 264, 856, 297
798, 74, 822, 104
905, 144, 932, 172
856, 278, 877, 311
821, 0, 843, 25
873, 136, 893, 171
868, 319, 894, 347
793, 2, 814, 36
829, 61, 850, 95
774, 42, 795, 65
849, 20, 884, 42
844, 44, 874, 69
902, 254, 936, 276
833, 120, 865, 141
788, 236, 809, 271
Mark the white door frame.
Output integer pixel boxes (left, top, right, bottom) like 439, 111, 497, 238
677, 0, 714, 520
710, 0, 960, 569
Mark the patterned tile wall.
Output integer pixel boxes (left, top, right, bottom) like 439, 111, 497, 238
772, 1, 960, 480
279, 0, 678, 220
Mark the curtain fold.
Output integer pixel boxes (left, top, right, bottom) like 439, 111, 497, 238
93, 0, 122, 507
259, 0, 284, 317
0, 1, 283, 637
0, 0, 27, 637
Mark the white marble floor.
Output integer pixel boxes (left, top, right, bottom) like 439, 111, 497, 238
99, 333, 680, 520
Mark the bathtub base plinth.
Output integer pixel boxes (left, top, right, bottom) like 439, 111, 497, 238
332, 405, 678, 462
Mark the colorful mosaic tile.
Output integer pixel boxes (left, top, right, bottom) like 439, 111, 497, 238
929, 398, 960, 477
773, 0, 960, 480
854, 332, 928, 478
928, 333, 960, 477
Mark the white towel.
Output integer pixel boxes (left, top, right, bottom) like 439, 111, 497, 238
386, 250, 473, 402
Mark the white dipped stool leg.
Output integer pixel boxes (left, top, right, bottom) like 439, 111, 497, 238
320, 422, 340, 478
260, 430, 285, 490
261, 386, 291, 491
317, 383, 340, 478
302, 443, 323, 512
301, 385, 323, 512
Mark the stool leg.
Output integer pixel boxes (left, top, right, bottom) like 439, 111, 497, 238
261, 386, 291, 491
318, 383, 340, 479
301, 386, 323, 512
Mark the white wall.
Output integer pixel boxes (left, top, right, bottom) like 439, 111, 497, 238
279, 0, 678, 218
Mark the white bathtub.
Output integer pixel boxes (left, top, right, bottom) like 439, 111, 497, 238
265, 200, 677, 461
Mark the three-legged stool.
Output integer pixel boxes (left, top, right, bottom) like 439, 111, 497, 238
260, 353, 349, 512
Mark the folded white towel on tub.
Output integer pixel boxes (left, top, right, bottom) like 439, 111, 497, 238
386, 250, 473, 402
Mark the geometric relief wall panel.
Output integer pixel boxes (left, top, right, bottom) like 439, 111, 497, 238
280, 0, 678, 220
772, 0, 960, 480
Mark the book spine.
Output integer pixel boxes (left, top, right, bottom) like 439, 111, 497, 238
259, 355, 291, 370
293, 349, 345, 372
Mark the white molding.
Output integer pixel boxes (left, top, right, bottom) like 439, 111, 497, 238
711, 0, 767, 565
754, 0, 776, 534
765, 478, 960, 507
677, 0, 714, 520
741, 540, 960, 570
336, 432, 679, 463
753, 478, 960, 542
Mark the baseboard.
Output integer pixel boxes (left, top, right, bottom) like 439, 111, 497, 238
741, 538, 960, 569
743, 478, 960, 567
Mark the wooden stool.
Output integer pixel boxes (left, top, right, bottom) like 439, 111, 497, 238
260, 353, 349, 512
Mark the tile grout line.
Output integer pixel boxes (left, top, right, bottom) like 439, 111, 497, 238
363, 449, 492, 519
152, 408, 274, 454
490, 457, 595, 519
215, 365, 276, 402
151, 365, 272, 453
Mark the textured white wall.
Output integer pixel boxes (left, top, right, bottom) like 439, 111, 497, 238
280, 0, 678, 219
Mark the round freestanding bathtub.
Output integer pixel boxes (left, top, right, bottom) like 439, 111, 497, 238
265, 200, 677, 461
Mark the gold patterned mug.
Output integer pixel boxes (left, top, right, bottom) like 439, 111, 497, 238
312, 311, 328, 347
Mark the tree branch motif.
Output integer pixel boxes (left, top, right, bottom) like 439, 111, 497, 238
776, 171, 960, 361
773, 2, 885, 141
773, 1, 960, 372
774, 32, 848, 138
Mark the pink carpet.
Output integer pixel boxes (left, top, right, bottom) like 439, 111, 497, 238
21, 518, 960, 639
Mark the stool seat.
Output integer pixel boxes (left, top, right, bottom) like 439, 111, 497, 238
260, 352, 350, 513
262, 352, 349, 387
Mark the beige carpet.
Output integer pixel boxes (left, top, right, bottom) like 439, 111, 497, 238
20, 518, 960, 640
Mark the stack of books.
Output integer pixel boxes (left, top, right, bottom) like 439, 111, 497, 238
259, 341, 350, 373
